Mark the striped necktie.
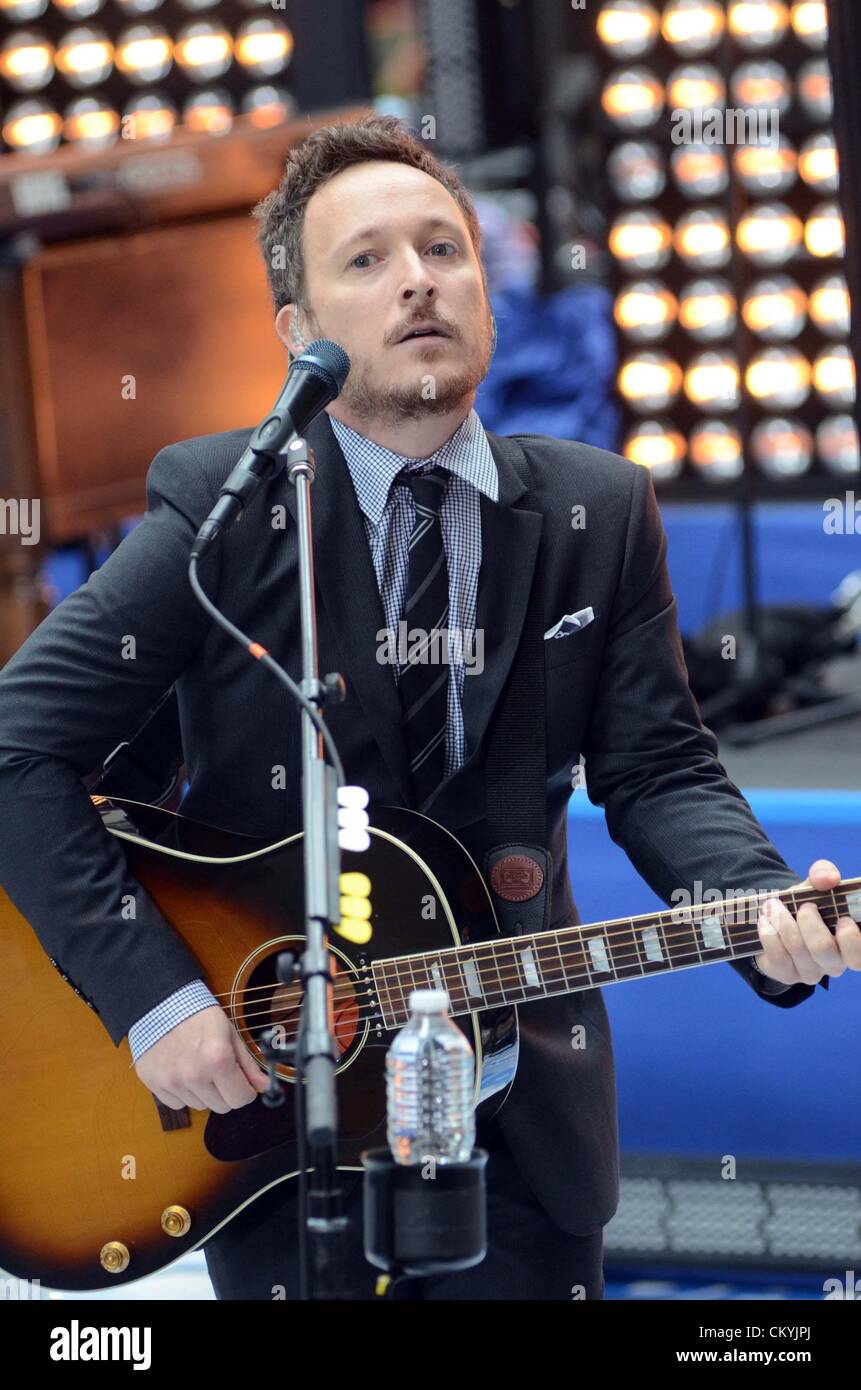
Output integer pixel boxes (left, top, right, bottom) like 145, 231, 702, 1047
394, 464, 451, 810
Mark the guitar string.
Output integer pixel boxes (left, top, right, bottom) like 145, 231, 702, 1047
229, 915, 849, 1032
204, 895, 854, 1012
210, 903, 855, 1023
228, 929, 833, 1044
203, 877, 857, 1007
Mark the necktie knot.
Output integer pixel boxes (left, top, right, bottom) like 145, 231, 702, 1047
395, 464, 449, 517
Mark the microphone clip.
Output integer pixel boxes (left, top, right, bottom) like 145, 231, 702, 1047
284, 435, 317, 487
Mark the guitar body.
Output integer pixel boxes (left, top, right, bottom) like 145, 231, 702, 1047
0, 798, 517, 1291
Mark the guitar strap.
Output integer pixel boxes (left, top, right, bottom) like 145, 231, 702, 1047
90, 511, 553, 934
478, 539, 552, 940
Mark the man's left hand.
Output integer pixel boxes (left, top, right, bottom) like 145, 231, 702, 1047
755, 859, 861, 987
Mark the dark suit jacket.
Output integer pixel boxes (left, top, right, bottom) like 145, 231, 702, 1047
0, 411, 821, 1235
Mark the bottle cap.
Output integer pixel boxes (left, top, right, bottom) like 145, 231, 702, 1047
408, 989, 450, 1014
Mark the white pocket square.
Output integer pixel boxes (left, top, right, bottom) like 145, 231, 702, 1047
544, 606, 595, 640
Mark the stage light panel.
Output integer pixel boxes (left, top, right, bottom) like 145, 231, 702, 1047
797, 131, 839, 192
596, 0, 660, 57
609, 208, 673, 269
113, 0, 164, 13
607, 140, 666, 201
746, 346, 812, 407
671, 142, 728, 199
689, 420, 744, 479
808, 274, 850, 337
737, 202, 803, 266
797, 57, 832, 121
600, 0, 848, 491
661, 0, 725, 56
684, 350, 741, 411
678, 278, 737, 340
618, 351, 683, 410
54, 26, 114, 87
730, 59, 792, 113
63, 92, 118, 145
666, 61, 725, 111
733, 136, 797, 196
174, 21, 233, 82
114, 25, 172, 83
182, 86, 233, 134
623, 419, 686, 478
234, 18, 293, 78
54, 0, 104, 16
121, 88, 176, 139
741, 276, 807, 340
751, 416, 814, 477
240, 83, 294, 128
2, 94, 62, 149
614, 280, 678, 340
601, 66, 664, 128
812, 344, 856, 406
817, 414, 860, 474
804, 201, 846, 258
728, 1, 790, 51
0, 30, 54, 91
790, 1, 828, 50
0, 0, 47, 17
674, 207, 731, 268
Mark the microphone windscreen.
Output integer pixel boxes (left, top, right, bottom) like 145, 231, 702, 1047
292, 339, 351, 391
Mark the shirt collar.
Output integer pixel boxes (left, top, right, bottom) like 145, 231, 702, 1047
329, 407, 499, 527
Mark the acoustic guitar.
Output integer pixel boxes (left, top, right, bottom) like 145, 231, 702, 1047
1, 793, 856, 1290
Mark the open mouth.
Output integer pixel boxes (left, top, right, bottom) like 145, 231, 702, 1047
397, 326, 451, 344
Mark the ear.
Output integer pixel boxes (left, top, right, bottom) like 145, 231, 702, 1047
275, 303, 306, 352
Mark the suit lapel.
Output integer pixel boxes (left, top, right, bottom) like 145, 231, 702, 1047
463, 432, 543, 766
279, 415, 543, 821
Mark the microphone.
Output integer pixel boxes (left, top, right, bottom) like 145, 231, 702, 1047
191, 339, 350, 559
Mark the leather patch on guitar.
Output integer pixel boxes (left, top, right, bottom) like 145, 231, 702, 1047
489, 854, 544, 902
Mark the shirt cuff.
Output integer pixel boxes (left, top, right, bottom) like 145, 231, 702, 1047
128, 979, 218, 1062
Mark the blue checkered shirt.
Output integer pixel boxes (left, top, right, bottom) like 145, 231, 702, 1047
128, 408, 498, 1060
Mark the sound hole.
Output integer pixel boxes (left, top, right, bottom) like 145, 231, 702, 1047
238, 947, 361, 1070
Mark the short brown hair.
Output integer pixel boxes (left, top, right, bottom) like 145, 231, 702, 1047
252, 113, 484, 316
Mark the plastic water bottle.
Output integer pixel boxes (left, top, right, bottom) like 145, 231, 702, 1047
386, 989, 476, 1165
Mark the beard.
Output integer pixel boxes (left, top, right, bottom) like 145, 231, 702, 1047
338, 310, 495, 425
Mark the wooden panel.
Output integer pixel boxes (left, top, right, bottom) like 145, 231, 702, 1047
0, 267, 50, 659
22, 215, 287, 539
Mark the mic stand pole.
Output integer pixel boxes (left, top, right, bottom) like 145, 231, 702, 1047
285, 434, 351, 1299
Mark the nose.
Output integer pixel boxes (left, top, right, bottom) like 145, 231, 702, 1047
398, 249, 437, 302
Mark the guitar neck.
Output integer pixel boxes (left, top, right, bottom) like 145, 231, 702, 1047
371, 876, 861, 1028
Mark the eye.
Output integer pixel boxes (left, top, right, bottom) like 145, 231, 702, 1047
428, 241, 457, 257
349, 251, 378, 269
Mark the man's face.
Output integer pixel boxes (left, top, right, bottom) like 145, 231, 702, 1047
277, 161, 494, 423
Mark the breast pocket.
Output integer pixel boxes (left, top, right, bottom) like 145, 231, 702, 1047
543, 622, 604, 671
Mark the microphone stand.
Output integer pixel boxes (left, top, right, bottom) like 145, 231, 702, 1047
284, 435, 352, 1299
188, 341, 354, 1297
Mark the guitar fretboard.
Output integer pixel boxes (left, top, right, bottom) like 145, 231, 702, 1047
370, 877, 861, 1028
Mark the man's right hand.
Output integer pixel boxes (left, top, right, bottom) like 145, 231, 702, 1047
133, 1005, 270, 1113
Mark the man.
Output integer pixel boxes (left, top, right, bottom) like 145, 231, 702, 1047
0, 115, 858, 1301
